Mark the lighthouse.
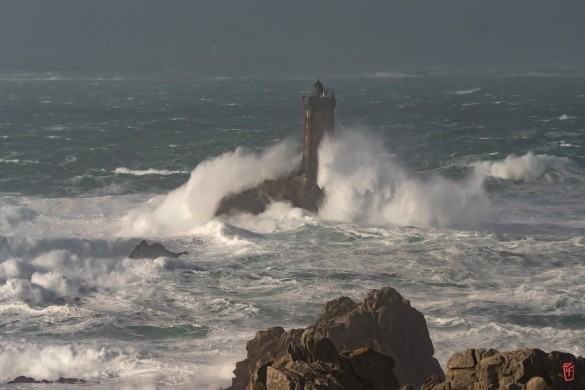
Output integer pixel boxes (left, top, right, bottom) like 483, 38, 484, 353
215, 80, 336, 216
298, 79, 336, 186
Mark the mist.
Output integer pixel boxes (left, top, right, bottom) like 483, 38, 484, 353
1, 0, 585, 74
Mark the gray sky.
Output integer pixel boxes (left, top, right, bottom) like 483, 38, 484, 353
1, 0, 584, 73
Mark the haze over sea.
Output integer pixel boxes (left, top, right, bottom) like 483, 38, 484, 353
1, 70, 584, 389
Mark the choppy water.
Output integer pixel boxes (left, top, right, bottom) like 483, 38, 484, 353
1, 71, 584, 389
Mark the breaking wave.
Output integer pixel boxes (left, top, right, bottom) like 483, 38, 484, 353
117, 128, 576, 233
453, 87, 481, 95
0, 249, 166, 305
0, 343, 128, 383
317, 130, 489, 228
474, 152, 571, 181
119, 140, 299, 237
115, 167, 188, 176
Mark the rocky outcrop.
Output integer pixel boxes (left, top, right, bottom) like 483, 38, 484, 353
313, 287, 444, 388
230, 326, 304, 390
7, 376, 85, 384
244, 328, 400, 390
128, 240, 187, 259
423, 348, 585, 390
215, 176, 323, 216
228, 287, 444, 390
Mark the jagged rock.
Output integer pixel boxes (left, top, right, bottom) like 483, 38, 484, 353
7, 376, 47, 384
313, 287, 444, 388
7, 376, 85, 384
128, 240, 187, 259
246, 329, 400, 390
228, 287, 443, 390
399, 385, 415, 390
427, 348, 585, 390
341, 347, 400, 390
421, 375, 442, 390
215, 176, 323, 216
231, 326, 303, 390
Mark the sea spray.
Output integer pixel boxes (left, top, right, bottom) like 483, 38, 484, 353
0, 343, 128, 383
317, 130, 489, 228
474, 152, 571, 181
119, 140, 300, 237
119, 130, 574, 235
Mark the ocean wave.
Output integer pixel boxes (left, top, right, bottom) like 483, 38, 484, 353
474, 152, 571, 181
317, 130, 489, 229
0, 158, 40, 165
119, 140, 299, 237
559, 114, 576, 120
453, 87, 481, 95
114, 167, 189, 176
0, 247, 177, 305
0, 342, 129, 383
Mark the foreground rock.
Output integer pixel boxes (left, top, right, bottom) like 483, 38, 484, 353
422, 348, 585, 390
244, 328, 400, 390
313, 287, 444, 388
215, 176, 323, 216
128, 240, 187, 259
228, 287, 444, 389
7, 376, 85, 384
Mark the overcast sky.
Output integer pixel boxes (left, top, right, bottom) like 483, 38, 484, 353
1, 0, 584, 73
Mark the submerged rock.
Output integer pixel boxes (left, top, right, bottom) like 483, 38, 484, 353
215, 175, 323, 216
7, 376, 85, 384
424, 348, 585, 390
128, 240, 187, 259
227, 287, 443, 390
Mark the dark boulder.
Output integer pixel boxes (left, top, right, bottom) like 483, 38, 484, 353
227, 287, 443, 390
424, 348, 585, 390
230, 326, 303, 390
128, 240, 187, 259
55, 377, 86, 384
313, 287, 444, 388
7, 376, 47, 384
245, 328, 400, 390
7, 376, 85, 384
215, 176, 323, 216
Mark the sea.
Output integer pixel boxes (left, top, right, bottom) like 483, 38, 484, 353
0, 70, 584, 389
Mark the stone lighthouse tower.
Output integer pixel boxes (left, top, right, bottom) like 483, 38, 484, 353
298, 79, 336, 186
215, 80, 335, 216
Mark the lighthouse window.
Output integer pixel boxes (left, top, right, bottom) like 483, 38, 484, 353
306, 110, 310, 118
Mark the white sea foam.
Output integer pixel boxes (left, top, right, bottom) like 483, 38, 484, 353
453, 87, 481, 95
559, 114, 575, 120
317, 130, 489, 228
115, 167, 188, 176
0, 342, 131, 383
0, 158, 39, 164
119, 140, 299, 237
0, 250, 166, 305
47, 135, 71, 141
0, 205, 38, 231
474, 152, 571, 180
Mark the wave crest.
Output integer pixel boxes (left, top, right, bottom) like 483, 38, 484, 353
317, 130, 489, 228
474, 152, 571, 181
119, 140, 299, 237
